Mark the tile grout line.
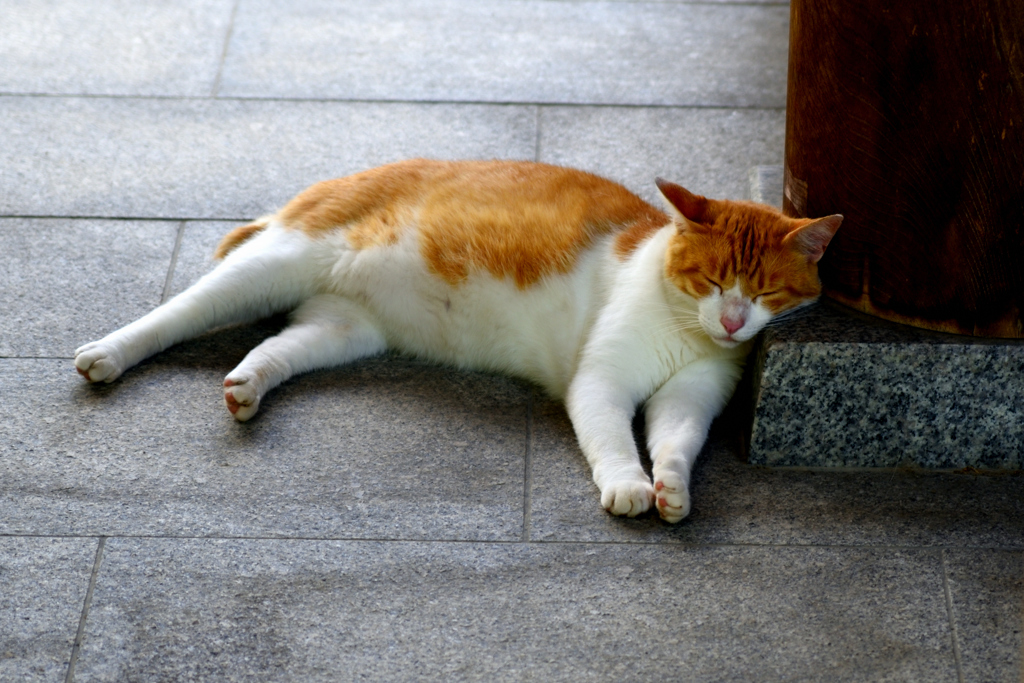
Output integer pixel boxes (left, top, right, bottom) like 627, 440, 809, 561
210, 0, 241, 98
0, 214, 246, 223
5, 532, 1015, 553
65, 537, 106, 683
522, 390, 535, 542
940, 549, 966, 683
0, 91, 787, 112
160, 221, 187, 304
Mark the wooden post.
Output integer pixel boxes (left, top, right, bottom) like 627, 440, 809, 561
784, 0, 1024, 337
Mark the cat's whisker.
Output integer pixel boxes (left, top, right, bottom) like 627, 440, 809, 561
649, 319, 706, 336
764, 304, 816, 327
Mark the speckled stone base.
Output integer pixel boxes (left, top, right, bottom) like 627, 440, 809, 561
746, 300, 1024, 469
744, 166, 1024, 469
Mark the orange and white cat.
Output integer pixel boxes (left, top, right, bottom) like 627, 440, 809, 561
75, 159, 841, 523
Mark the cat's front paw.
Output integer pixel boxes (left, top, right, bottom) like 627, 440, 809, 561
600, 479, 655, 518
223, 376, 261, 422
74, 342, 126, 383
653, 471, 691, 523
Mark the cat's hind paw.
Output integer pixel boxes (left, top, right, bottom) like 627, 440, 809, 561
600, 479, 655, 518
653, 472, 691, 523
223, 376, 261, 422
74, 342, 125, 383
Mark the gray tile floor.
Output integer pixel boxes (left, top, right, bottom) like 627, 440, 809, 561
1, 1, 1021, 681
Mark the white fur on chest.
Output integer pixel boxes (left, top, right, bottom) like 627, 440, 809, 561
576, 228, 742, 404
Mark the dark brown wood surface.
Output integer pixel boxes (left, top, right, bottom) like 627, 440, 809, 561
784, 0, 1024, 337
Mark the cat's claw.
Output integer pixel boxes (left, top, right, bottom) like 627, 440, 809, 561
653, 473, 691, 523
74, 342, 125, 383
223, 377, 260, 422
601, 480, 655, 517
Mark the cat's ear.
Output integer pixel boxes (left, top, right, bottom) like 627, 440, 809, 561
656, 178, 710, 229
783, 215, 844, 263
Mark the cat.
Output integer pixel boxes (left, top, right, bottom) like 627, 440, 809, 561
74, 159, 841, 523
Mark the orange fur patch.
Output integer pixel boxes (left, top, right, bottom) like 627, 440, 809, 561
214, 219, 269, 260
278, 159, 668, 287
663, 200, 825, 313
613, 215, 670, 258
279, 161, 427, 249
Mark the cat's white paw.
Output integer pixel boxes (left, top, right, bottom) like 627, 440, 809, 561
653, 471, 691, 523
223, 376, 261, 422
74, 342, 125, 383
600, 479, 655, 517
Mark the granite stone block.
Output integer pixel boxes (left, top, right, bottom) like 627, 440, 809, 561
219, 0, 788, 107
0, 356, 528, 540
0, 218, 178, 357
75, 538, 956, 682
0, 537, 97, 682
538, 106, 786, 205
0, 96, 537, 219
749, 302, 1024, 468
0, 0, 234, 96
945, 549, 1024, 683
528, 396, 1024, 547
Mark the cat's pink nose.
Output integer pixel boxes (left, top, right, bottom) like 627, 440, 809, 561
721, 315, 744, 335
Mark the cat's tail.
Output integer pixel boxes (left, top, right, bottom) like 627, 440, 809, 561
214, 215, 274, 259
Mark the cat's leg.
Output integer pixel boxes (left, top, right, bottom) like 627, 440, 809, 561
222, 293, 386, 421
75, 226, 316, 383
566, 374, 653, 517
644, 358, 740, 522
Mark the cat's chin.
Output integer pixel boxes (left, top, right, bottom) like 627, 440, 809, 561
710, 335, 744, 349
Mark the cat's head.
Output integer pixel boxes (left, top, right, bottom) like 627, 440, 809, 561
657, 178, 842, 348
